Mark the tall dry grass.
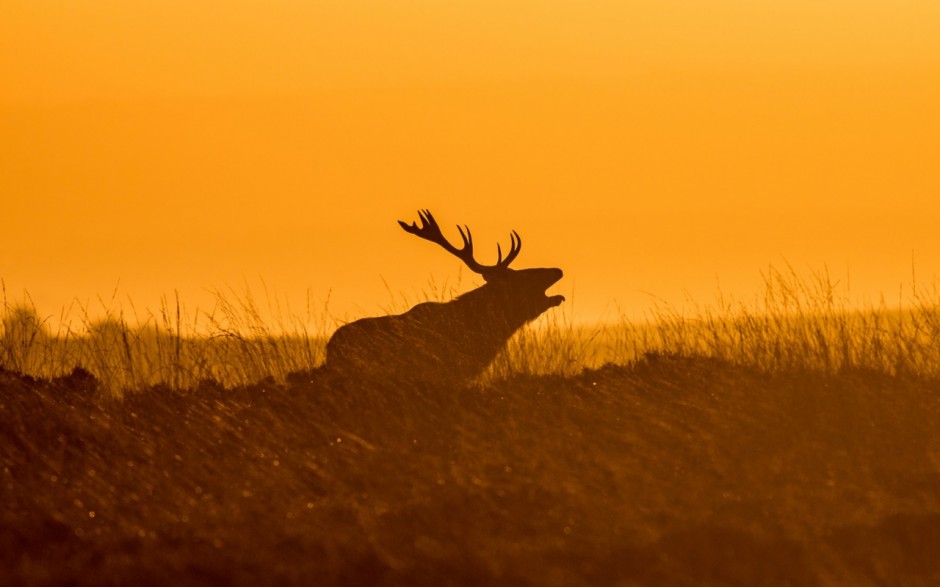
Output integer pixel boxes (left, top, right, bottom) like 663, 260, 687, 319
3, 265, 940, 395
620, 264, 940, 378
1, 281, 332, 396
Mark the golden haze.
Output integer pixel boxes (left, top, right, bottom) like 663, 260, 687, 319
2, 1, 939, 326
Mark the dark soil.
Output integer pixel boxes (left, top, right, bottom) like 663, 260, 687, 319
2, 356, 939, 586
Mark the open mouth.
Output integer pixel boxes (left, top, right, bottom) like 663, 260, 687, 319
544, 270, 565, 307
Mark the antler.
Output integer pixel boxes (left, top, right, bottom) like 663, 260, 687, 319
398, 209, 521, 276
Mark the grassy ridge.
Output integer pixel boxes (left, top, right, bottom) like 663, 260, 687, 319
2, 357, 939, 585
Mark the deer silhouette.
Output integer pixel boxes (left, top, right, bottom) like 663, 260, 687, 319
325, 210, 564, 386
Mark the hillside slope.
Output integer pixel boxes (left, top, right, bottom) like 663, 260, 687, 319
2, 357, 939, 585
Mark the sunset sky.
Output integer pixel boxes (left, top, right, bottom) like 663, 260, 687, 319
2, 1, 939, 329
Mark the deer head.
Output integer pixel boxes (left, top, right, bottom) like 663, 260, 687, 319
398, 210, 565, 319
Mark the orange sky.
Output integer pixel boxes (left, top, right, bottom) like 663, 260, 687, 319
2, 1, 939, 329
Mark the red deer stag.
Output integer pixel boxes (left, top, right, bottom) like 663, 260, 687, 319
325, 210, 564, 386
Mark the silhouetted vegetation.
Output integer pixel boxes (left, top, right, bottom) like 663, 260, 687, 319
3, 265, 939, 393
3, 355, 939, 585
3, 266, 940, 584
0, 284, 329, 396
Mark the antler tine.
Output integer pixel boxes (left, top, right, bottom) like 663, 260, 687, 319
494, 230, 522, 269
457, 225, 474, 252
507, 230, 522, 264
400, 209, 442, 240
419, 209, 437, 232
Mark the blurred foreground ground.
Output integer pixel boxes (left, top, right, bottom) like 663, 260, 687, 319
2, 356, 939, 586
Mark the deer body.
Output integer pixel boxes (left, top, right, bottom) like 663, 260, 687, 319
325, 211, 564, 387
